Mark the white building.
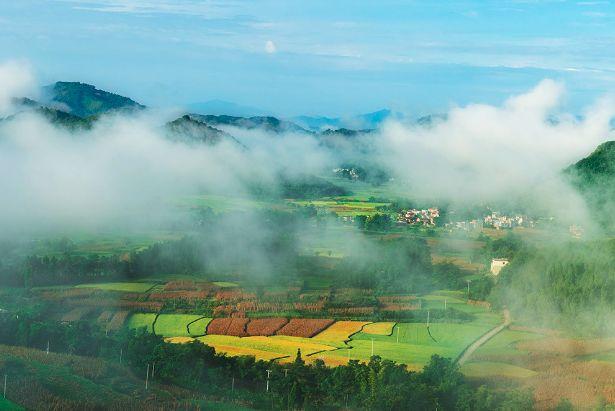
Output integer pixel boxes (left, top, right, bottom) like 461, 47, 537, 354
490, 258, 509, 275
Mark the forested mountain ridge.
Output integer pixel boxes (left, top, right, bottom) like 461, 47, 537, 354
44, 81, 145, 117
189, 113, 309, 134
567, 140, 615, 181
565, 140, 615, 229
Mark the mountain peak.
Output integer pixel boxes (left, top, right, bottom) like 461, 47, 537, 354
44, 81, 145, 118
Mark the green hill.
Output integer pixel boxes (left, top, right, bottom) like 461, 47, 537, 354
565, 141, 615, 229
46, 82, 145, 117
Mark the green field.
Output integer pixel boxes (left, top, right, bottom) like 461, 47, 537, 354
318, 320, 498, 368
154, 314, 211, 337
126, 313, 157, 333
212, 281, 239, 288
75, 282, 157, 293
187, 317, 212, 336
290, 199, 391, 217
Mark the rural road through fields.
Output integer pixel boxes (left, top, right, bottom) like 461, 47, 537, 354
457, 309, 511, 365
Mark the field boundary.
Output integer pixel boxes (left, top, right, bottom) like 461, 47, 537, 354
307, 321, 375, 359
187, 316, 209, 337
344, 322, 374, 346
151, 313, 161, 335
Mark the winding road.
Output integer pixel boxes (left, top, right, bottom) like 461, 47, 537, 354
457, 309, 511, 365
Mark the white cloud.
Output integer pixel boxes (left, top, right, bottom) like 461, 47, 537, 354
0, 60, 36, 116
265, 40, 277, 54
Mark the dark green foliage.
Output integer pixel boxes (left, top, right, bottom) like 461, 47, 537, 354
46, 82, 144, 117
356, 213, 393, 231
486, 233, 523, 260
36, 107, 93, 129
338, 237, 434, 293
432, 261, 468, 290
468, 275, 494, 301
279, 175, 350, 199
490, 240, 615, 335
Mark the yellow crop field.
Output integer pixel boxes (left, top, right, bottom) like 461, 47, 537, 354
195, 335, 337, 358
168, 335, 337, 361
362, 322, 396, 336
208, 344, 286, 361
313, 321, 370, 343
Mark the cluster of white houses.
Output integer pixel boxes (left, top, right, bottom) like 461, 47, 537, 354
397, 208, 440, 226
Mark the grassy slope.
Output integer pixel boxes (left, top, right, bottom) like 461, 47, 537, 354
0, 344, 191, 409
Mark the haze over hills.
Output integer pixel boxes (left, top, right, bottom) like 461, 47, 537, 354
566, 140, 615, 229
7, 81, 615, 212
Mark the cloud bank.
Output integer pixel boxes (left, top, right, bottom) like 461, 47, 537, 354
0, 60, 613, 235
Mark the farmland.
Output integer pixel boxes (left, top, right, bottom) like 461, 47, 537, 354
4, 187, 611, 410
154, 314, 210, 337
195, 335, 339, 359
313, 321, 370, 343
290, 198, 391, 217
466, 328, 615, 409
26, 275, 508, 371
362, 322, 395, 336
75, 282, 157, 293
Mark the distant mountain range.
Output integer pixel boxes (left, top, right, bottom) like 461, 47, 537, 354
6, 82, 382, 148
6, 82, 615, 214
291, 109, 405, 131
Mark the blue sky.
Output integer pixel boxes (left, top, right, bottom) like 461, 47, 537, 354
1, 0, 614, 116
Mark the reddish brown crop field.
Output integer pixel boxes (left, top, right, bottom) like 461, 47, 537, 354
276, 319, 335, 337
207, 318, 249, 336
246, 318, 288, 336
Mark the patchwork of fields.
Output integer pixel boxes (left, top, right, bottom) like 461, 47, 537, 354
35, 278, 510, 370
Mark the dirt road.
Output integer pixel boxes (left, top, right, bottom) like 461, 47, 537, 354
457, 309, 511, 365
